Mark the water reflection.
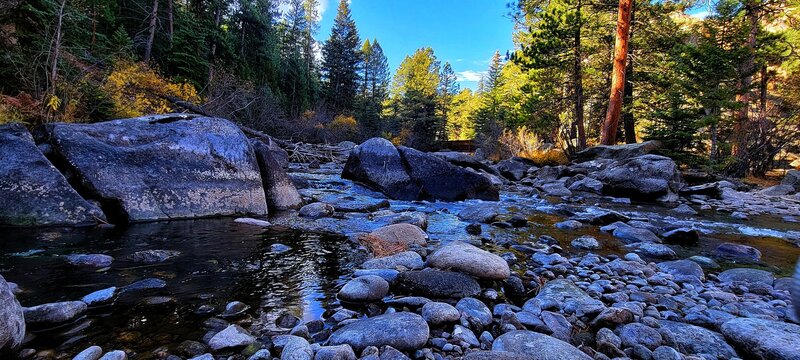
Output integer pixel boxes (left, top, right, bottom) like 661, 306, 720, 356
0, 219, 357, 357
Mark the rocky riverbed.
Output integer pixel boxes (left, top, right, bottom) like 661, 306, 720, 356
2, 117, 800, 360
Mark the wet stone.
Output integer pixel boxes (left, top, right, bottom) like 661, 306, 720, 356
492, 330, 591, 360
394, 270, 480, 299
421, 302, 460, 326
128, 250, 181, 263
65, 254, 114, 268
361, 251, 424, 270
207, 325, 256, 350
327, 312, 429, 352
81, 287, 116, 306
23, 301, 87, 326
337, 275, 389, 303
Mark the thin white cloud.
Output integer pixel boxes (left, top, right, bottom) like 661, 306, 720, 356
457, 70, 486, 82
689, 10, 710, 19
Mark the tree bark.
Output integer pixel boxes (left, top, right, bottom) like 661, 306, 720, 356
573, 0, 587, 150
144, 0, 159, 63
208, 3, 221, 85
49, 0, 67, 93
600, 0, 633, 145
167, 0, 174, 48
622, 1, 636, 144
731, 1, 760, 174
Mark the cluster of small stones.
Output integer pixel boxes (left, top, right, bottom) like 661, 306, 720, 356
46, 219, 798, 360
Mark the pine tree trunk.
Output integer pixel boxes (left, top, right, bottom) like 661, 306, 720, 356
49, 0, 67, 93
601, 0, 633, 145
573, 0, 586, 150
622, 1, 636, 144
168, 0, 174, 48
731, 2, 759, 175
144, 0, 159, 63
208, 4, 221, 85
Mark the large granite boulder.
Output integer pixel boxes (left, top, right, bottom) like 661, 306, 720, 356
0, 275, 25, 351
721, 317, 800, 359
342, 138, 499, 201
398, 146, 499, 201
0, 123, 105, 226
341, 138, 419, 200
595, 154, 683, 202
781, 170, 800, 192
250, 138, 302, 211
574, 140, 661, 162
48, 115, 268, 222
492, 330, 592, 359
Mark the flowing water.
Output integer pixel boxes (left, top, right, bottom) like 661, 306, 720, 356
3, 167, 800, 358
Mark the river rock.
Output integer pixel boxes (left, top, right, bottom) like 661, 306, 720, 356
73, 346, 103, 360
626, 242, 676, 259
208, 324, 256, 350
368, 223, 428, 249
234, 217, 272, 227
421, 302, 460, 326
398, 146, 499, 201
314, 344, 356, 360
128, 250, 181, 263
342, 138, 420, 200
371, 211, 428, 230
48, 115, 267, 222
458, 204, 499, 223
394, 270, 480, 298
462, 350, 527, 360
65, 254, 114, 268
426, 241, 510, 280
662, 228, 700, 243
782, 170, 800, 192
717, 268, 774, 285
315, 193, 389, 213
656, 260, 704, 280
713, 243, 762, 262
0, 123, 105, 226
250, 138, 303, 211
0, 275, 25, 351
721, 317, 800, 359
81, 287, 117, 306
361, 251, 424, 270
456, 297, 492, 326
276, 335, 312, 360
571, 236, 600, 250
595, 154, 683, 202
528, 279, 604, 315
495, 158, 530, 181
492, 330, 592, 359
23, 301, 87, 326
574, 141, 661, 162
337, 275, 389, 303
328, 312, 429, 352
658, 320, 737, 358
612, 225, 662, 244
620, 323, 663, 350
98, 350, 127, 360
298, 202, 335, 219
568, 177, 603, 194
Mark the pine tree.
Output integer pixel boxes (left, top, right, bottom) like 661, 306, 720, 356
438, 62, 459, 120
321, 0, 361, 114
388, 47, 443, 149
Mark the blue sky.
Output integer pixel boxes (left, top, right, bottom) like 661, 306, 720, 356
314, 0, 516, 90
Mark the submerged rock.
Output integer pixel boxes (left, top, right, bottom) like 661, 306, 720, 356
0, 123, 105, 226
298, 202, 335, 219
426, 241, 510, 280
81, 287, 117, 306
492, 330, 591, 359
23, 301, 87, 326
328, 312, 429, 352
0, 275, 25, 351
65, 254, 114, 268
458, 204, 499, 223
128, 250, 180, 264
48, 115, 268, 222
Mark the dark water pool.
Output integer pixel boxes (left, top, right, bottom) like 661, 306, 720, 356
0, 219, 359, 358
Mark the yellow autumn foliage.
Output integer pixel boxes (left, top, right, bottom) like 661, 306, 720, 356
102, 60, 201, 118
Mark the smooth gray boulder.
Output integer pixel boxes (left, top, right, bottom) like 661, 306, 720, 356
421, 302, 460, 326
721, 318, 800, 360
251, 138, 303, 211
781, 170, 800, 192
656, 260, 704, 280
48, 115, 267, 222
595, 154, 683, 202
495, 158, 530, 181
574, 140, 661, 162
0, 275, 25, 351
341, 138, 420, 200
314, 344, 356, 360
527, 279, 604, 315
328, 312, 429, 352
298, 202, 334, 219
361, 251, 424, 270
0, 123, 105, 226
337, 275, 389, 303
492, 330, 592, 359
73, 346, 103, 360
426, 241, 510, 280
207, 324, 256, 350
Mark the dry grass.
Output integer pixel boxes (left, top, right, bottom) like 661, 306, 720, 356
520, 148, 570, 166
357, 234, 408, 258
